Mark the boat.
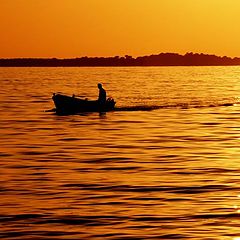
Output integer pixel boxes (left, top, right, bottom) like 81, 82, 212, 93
52, 93, 116, 114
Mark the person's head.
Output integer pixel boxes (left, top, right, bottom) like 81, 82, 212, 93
98, 83, 102, 89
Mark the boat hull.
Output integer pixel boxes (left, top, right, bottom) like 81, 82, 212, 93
52, 93, 116, 114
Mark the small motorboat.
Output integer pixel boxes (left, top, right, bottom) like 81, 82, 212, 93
52, 93, 116, 114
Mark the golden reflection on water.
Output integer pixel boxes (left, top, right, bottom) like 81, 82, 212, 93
0, 67, 240, 239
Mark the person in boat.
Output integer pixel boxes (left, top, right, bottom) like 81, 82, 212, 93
98, 83, 106, 105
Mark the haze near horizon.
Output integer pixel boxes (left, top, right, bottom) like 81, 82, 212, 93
1, 0, 240, 58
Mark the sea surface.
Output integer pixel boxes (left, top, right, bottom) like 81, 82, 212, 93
0, 66, 240, 239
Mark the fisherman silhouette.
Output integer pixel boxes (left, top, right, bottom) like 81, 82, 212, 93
97, 83, 106, 105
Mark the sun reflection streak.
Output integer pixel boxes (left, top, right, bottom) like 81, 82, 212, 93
232, 195, 240, 213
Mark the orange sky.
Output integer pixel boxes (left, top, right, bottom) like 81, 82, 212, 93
1, 0, 240, 58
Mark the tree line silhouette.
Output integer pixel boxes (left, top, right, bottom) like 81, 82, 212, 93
1, 52, 240, 67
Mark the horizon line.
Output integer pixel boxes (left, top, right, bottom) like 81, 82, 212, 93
1, 52, 240, 60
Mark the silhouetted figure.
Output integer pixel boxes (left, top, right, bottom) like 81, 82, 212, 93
98, 83, 106, 103
97, 83, 106, 111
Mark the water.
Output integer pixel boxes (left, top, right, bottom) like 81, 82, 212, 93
0, 66, 240, 239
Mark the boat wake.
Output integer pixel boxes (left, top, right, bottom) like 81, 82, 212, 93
115, 102, 237, 111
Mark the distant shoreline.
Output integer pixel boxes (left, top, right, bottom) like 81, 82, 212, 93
1, 52, 240, 67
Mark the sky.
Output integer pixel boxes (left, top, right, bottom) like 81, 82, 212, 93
1, 0, 240, 58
